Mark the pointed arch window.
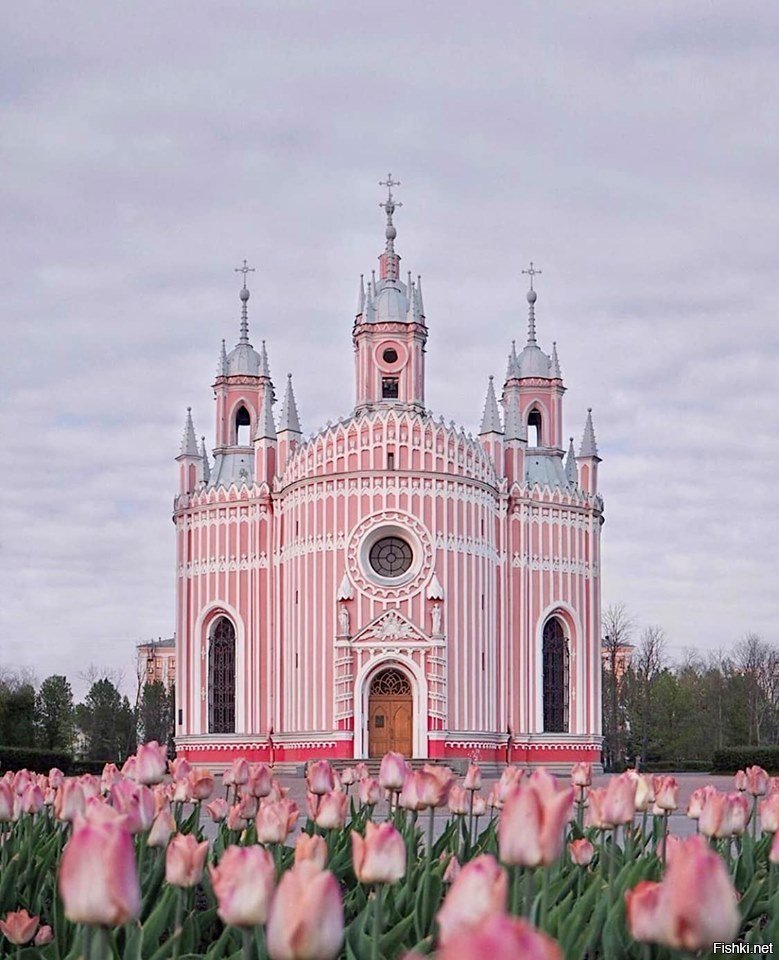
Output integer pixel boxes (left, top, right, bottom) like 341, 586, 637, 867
528, 408, 542, 447
542, 617, 569, 733
208, 617, 235, 734
235, 406, 251, 446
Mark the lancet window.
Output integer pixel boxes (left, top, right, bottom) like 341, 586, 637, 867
542, 617, 569, 733
208, 617, 236, 734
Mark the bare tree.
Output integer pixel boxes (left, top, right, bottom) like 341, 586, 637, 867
78, 664, 127, 692
631, 625, 667, 766
601, 603, 635, 769
734, 633, 779, 746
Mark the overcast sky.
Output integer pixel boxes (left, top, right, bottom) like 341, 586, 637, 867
1, 2, 777, 697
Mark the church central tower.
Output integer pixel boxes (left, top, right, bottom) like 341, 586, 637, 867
353, 174, 427, 414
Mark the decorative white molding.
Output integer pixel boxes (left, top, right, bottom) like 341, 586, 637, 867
511, 553, 598, 578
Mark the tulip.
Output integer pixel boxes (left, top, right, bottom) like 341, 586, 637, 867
19, 783, 44, 815
237, 793, 259, 821
626, 770, 654, 813
187, 769, 215, 801
570, 762, 592, 788
266, 781, 289, 803
486, 783, 503, 811
448, 785, 470, 815
34, 925, 53, 946
226, 803, 248, 832
256, 798, 299, 845
49, 768, 65, 788
173, 780, 189, 804
206, 798, 229, 822
0, 781, 14, 822
82, 795, 127, 827
340, 767, 357, 787
100, 763, 122, 794
294, 833, 328, 870
626, 835, 739, 951
497, 766, 524, 803
79, 774, 102, 801
354, 762, 370, 781
568, 838, 595, 866
499, 781, 574, 868
266, 860, 344, 960
464, 763, 482, 791
438, 913, 562, 960
55, 780, 85, 823
759, 793, 779, 834
306, 760, 336, 796
0, 909, 39, 946
311, 790, 348, 830
653, 775, 679, 812
111, 781, 155, 833
247, 762, 274, 798
472, 794, 487, 817
135, 741, 168, 785
423, 764, 456, 798
746, 766, 769, 797
169, 757, 192, 782
601, 772, 637, 826
413, 770, 450, 809
721, 792, 750, 837
12, 770, 33, 796
698, 790, 727, 838
734, 769, 748, 792
398, 773, 424, 811
121, 756, 137, 780
436, 854, 508, 944
224, 758, 250, 788
166, 832, 209, 888
147, 808, 176, 848
443, 854, 461, 884
59, 818, 140, 925
358, 777, 382, 807
211, 844, 276, 927
378, 752, 408, 792
351, 821, 406, 884
687, 785, 716, 820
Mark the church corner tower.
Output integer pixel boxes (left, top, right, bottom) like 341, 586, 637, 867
173, 178, 604, 770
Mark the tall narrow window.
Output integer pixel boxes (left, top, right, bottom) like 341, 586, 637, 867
235, 406, 251, 445
382, 377, 399, 399
542, 618, 569, 733
528, 409, 542, 447
387, 452, 395, 470
208, 617, 236, 734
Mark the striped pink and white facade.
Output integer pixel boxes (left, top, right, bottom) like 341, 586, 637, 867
173, 203, 604, 767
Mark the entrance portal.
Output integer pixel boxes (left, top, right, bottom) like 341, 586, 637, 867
368, 668, 413, 758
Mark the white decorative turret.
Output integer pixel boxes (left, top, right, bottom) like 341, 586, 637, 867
200, 436, 211, 483
579, 408, 599, 459
576, 408, 601, 494
479, 376, 503, 435
278, 374, 302, 436
564, 437, 577, 485
179, 407, 199, 457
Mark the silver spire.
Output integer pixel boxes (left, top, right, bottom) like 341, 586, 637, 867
550, 341, 562, 379
218, 339, 228, 377
179, 407, 199, 457
234, 259, 255, 343
579, 408, 600, 458
278, 373, 302, 435
479, 376, 504, 435
200, 436, 211, 482
565, 436, 578, 484
255, 380, 277, 441
521, 261, 542, 346
357, 274, 365, 315
505, 340, 519, 380
379, 173, 402, 254
416, 274, 424, 317
258, 340, 271, 379
504, 399, 527, 442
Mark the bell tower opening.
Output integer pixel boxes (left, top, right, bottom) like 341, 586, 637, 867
528, 408, 542, 447
381, 377, 399, 399
235, 406, 251, 446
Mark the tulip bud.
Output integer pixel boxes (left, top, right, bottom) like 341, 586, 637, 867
354, 762, 370, 781
570, 762, 592, 788
34, 925, 53, 946
746, 765, 770, 797
55, 780, 85, 823
247, 763, 274, 798
358, 777, 382, 807
437, 913, 562, 960
187, 769, 215, 801
166, 833, 209, 888
436, 854, 508, 944
0, 909, 39, 946
340, 767, 357, 786
499, 782, 573, 868
759, 793, 779, 834
59, 818, 140, 925
568, 838, 595, 866
147, 808, 176, 848
256, 798, 299, 844
169, 757, 192, 782
19, 783, 44, 816
226, 802, 248, 832
653, 776, 679, 812
497, 766, 524, 803
311, 790, 347, 830
49, 768, 65, 789
443, 854, 461, 884
351, 821, 406, 884
472, 794, 487, 817
100, 763, 122, 794
135, 742, 168, 786
0, 782, 13, 823
734, 769, 748, 792
210, 844, 275, 927
448, 785, 470, 815
378, 752, 408, 792
266, 860, 344, 960
294, 833, 328, 870
224, 758, 250, 787
206, 798, 229, 823
463, 763, 482, 791
306, 760, 336, 796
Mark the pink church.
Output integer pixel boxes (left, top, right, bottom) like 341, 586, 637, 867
173, 181, 604, 767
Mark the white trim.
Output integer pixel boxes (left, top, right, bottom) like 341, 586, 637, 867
353, 655, 428, 759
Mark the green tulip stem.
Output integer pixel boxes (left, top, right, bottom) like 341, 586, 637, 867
420, 806, 436, 933
752, 796, 759, 842
524, 866, 536, 918
371, 883, 385, 960
89, 927, 110, 960
171, 888, 186, 960
242, 927, 254, 960
467, 789, 475, 857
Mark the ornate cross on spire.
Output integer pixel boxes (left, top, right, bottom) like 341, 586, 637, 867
522, 261, 542, 291
378, 174, 402, 272
234, 259, 255, 289
379, 173, 402, 210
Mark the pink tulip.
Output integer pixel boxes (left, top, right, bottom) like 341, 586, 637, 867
237, 793, 259, 821
398, 773, 424, 811
256, 798, 299, 844
570, 762, 592, 788
601, 772, 637, 826
55, 780, 85, 823
82, 795, 127, 827
266, 860, 344, 960
358, 777, 382, 806
746, 765, 770, 797
463, 763, 482, 791
770, 777, 779, 796
173, 780, 189, 803
306, 760, 336, 796
169, 757, 192, 782
423, 764, 456, 798
210, 844, 276, 927
759, 793, 779, 834
0, 781, 14, 822
721, 792, 750, 837
438, 913, 562, 960
19, 783, 44, 815
187, 769, 215, 801
414, 770, 451, 809
311, 790, 348, 830
0, 909, 39, 945
59, 818, 140, 925
499, 781, 574, 868
34, 925, 53, 946
340, 767, 356, 786
653, 776, 679, 812
443, 854, 461, 884
626, 835, 739, 950
687, 785, 716, 820
121, 756, 137, 780
568, 838, 595, 866
266, 781, 289, 803
166, 833, 209, 888
486, 783, 503, 811
12, 770, 32, 796
247, 763, 274, 798
378, 752, 408, 792
111, 781, 155, 833
472, 794, 487, 817
734, 769, 748, 792
294, 833, 328, 870
206, 798, 229, 822
79, 774, 102, 801
49, 768, 65, 788
224, 758, 250, 787
351, 821, 406, 884
354, 762, 370, 781
436, 854, 508, 944
448, 785, 470, 815
147, 808, 176, 848
698, 790, 728, 838
626, 770, 654, 813
497, 766, 524, 803
100, 763, 122, 794
135, 741, 168, 785
226, 803, 248, 832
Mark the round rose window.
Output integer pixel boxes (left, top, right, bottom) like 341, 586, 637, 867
368, 536, 413, 578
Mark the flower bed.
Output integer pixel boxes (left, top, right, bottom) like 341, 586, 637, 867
0, 744, 778, 958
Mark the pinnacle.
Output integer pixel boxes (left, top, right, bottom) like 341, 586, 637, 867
479, 376, 503, 435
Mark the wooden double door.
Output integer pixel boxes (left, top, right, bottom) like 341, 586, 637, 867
368, 668, 413, 758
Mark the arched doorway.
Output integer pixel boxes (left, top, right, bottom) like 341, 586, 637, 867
542, 617, 569, 733
208, 617, 236, 734
368, 667, 413, 758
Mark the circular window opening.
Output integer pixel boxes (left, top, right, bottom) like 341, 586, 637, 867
369, 536, 413, 578
382, 347, 399, 364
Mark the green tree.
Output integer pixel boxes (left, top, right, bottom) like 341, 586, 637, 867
0, 676, 37, 747
35, 675, 75, 750
77, 678, 136, 761
138, 681, 172, 746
